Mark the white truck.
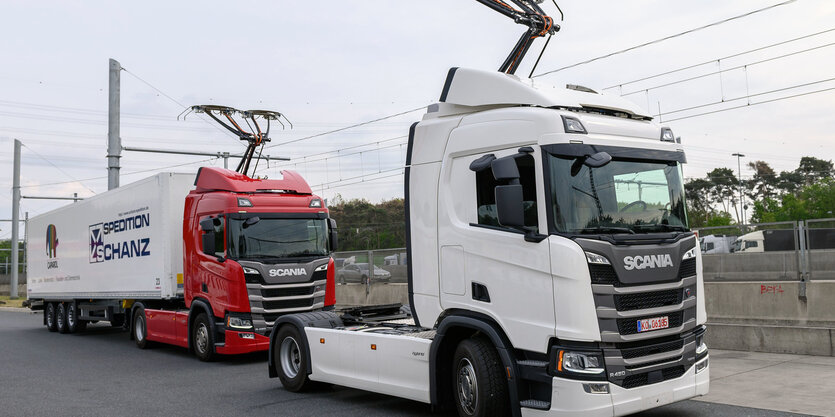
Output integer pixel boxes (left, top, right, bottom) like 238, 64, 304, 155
267, 67, 709, 416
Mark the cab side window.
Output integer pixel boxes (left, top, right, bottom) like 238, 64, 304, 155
474, 153, 538, 230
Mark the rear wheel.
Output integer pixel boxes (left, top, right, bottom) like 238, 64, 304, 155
66, 302, 86, 333
274, 324, 311, 392
192, 313, 215, 361
133, 306, 151, 349
453, 337, 508, 417
56, 303, 69, 334
361, 275, 368, 285
45, 303, 57, 332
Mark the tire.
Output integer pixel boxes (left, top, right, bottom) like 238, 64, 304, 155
45, 302, 58, 332
338, 273, 345, 285
361, 275, 368, 285
56, 303, 69, 334
133, 306, 151, 349
192, 313, 216, 361
66, 302, 86, 333
274, 324, 311, 392
452, 337, 508, 417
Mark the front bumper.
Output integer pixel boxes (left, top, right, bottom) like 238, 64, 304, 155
522, 356, 709, 417
215, 330, 270, 355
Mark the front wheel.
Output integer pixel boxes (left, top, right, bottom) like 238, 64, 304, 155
453, 337, 508, 417
361, 275, 368, 285
192, 313, 216, 361
274, 325, 311, 392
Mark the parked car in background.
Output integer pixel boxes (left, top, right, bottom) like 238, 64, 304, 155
336, 262, 391, 284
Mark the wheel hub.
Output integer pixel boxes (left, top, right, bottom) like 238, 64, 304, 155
195, 324, 209, 353
457, 358, 478, 415
280, 337, 301, 379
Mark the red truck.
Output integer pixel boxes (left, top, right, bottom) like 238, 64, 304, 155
28, 166, 337, 361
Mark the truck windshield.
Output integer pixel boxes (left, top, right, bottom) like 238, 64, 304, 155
546, 152, 689, 235
227, 217, 328, 260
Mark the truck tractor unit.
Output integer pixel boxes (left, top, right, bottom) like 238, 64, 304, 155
28, 106, 337, 361
267, 66, 709, 416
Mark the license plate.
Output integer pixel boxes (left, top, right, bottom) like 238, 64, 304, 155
637, 316, 669, 333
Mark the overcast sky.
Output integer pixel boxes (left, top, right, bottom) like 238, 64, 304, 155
2, 0, 834, 238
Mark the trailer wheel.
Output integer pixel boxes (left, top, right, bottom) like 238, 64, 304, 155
452, 337, 508, 417
133, 306, 151, 349
274, 325, 311, 392
66, 302, 86, 333
56, 303, 69, 334
192, 313, 216, 362
45, 303, 58, 332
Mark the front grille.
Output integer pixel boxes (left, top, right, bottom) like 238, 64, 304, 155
590, 264, 619, 285
679, 258, 696, 278
620, 339, 684, 360
262, 298, 314, 311
624, 356, 681, 370
621, 366, 686, 389
614, 289, 682, 311
260, 285, 317, 298
617, 311, 683, 335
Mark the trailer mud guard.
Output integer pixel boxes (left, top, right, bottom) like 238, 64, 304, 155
268, 311, 343, 378
430, 312, 523, 417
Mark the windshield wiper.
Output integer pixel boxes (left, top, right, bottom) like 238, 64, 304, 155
577, 226, 636, 235
632, 224, 687, 233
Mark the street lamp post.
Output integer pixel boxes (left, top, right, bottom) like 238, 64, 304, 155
732, 153, 746, 224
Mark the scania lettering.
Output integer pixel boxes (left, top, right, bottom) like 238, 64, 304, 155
28, 106, 338, 361
267, 2, 707, 414
623, 254, 674, 270
269, 268, 307, 277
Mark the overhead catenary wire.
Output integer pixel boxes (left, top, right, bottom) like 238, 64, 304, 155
20, 143, 98, 195
604, 27, 835, 90
532, 0, 798, 78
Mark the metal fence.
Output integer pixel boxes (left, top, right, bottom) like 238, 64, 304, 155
332, 247, 408, 285
694, 218, 835, 283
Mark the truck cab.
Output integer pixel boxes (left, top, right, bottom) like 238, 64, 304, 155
178, 167, 337, 358
269, 68, 708, 417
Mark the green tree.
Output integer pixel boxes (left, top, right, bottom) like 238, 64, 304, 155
327, 195, 406, 251
795, 156, 834, 186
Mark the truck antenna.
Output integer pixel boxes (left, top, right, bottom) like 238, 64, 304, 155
475, 0, 562, 75
182, 105, 292, 177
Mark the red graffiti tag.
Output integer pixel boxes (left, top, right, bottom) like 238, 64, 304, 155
760, 285, 784, 295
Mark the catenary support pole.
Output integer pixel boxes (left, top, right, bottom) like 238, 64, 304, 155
11, 139, 21, 298
108, 58, 121, 190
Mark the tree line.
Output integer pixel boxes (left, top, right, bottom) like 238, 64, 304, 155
685, 156, 835, 227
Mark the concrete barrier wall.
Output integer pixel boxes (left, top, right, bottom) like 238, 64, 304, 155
705, 281, 835, 327
0, 273, 27, 285
335, 283, 409, 307
0, 284, 26, 297
702, 249, 835, 281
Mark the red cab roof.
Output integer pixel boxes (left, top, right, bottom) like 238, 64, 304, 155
193, 167, 312, 195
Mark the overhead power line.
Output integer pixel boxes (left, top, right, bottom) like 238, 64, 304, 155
263, 106, 426, 150
604, 27, 835, 90
20, 143, 98, 195
533, 0, 798, 78
619, 42, 835, 97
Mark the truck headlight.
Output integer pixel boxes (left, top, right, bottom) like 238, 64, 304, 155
585, 251, 611, 265
553, 348, 606, 379
226, 313, 253, 330
682, 247, 697, 260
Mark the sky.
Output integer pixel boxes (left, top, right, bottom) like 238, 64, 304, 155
2, 0, 834, 239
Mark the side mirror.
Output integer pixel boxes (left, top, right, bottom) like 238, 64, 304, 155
495, 184, 525, 228
202, 232, 215, 255
584, 151, 612, 168
243, 216, 260, 229
491, 156, 520, 181
199, 218, 214, 232
328, 218, 338, 252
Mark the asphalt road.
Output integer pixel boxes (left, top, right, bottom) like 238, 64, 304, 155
0, 310, 815, 417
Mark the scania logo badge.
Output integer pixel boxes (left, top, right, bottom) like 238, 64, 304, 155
623, 254, 674, 271
268, 268, 307, 277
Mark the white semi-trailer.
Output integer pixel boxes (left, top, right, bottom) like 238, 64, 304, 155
267, 67, 709, 417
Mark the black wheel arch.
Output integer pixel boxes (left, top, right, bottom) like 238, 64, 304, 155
188, 298, 217, 352
429, 310, 523, 417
